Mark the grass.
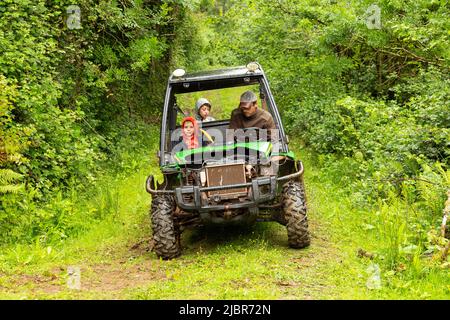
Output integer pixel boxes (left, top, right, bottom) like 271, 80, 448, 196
1, 137, 448, 299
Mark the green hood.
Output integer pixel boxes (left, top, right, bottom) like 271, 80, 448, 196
174, 141, 273, 164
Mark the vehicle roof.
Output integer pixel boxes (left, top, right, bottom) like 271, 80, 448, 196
169, 66, 264, 83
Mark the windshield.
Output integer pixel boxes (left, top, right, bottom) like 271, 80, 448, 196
169, 84, 275, 154
160, 75, 287, 166
175, 84, 260, 122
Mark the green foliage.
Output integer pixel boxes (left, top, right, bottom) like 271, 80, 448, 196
1, 0, 448, 291
0, 0, 198, 244
0, 169, 23, 194
0, 74, 26, 201
0, 121, 158, 245
196, 0, 449, 276
201, 0, 449, 191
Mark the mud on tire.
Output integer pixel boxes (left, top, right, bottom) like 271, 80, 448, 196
150, 194, 181, 259
281, 180, 311, 249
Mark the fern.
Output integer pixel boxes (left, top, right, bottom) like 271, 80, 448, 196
0, 168, 23, 194
0, 184, 23, 194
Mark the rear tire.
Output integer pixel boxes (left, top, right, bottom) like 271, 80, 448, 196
281, 180, 310, 248
150, 194, 181, 259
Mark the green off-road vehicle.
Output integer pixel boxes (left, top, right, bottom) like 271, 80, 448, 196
146, 62, 310, 259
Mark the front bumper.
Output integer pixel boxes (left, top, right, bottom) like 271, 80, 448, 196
146, 161, 304, 211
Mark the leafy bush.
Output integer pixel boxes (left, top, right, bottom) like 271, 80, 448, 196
201, 0, 449, 186
196, 0, 449, 271
0, 0, 198, 244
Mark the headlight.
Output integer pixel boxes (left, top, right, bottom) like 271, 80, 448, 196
172, 68, 186, 77
246, 62, 260, 72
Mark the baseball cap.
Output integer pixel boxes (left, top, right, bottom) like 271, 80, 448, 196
240, 91, 258, 103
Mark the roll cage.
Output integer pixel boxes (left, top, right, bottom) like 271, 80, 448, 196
159, 65, 290, 167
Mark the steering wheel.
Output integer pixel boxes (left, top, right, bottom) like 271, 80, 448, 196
200, 129, 215, 143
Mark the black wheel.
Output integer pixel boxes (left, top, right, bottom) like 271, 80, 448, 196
281, 180, 310, 248
150, 194, 181, 259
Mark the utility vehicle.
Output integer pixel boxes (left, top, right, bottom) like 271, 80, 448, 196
146, 62, 310, 259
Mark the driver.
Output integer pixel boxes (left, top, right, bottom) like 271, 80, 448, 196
229, 91, 279, 176
228, 90, 276, 136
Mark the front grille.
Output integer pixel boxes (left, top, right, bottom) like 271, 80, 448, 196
205, 162, 247, 199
